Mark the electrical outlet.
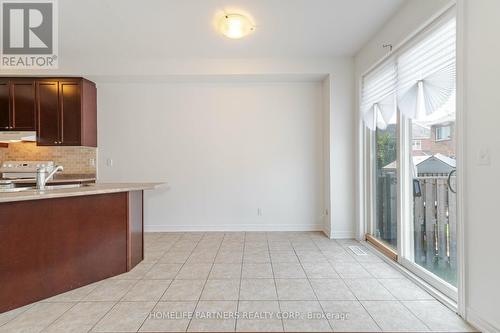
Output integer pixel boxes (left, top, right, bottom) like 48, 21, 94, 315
106, 158, 113, 167
477, 147, 491, 166
257, 208, 263, 216
89, 158, 95, 167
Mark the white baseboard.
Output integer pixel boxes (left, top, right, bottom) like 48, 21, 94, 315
467, 307, 500, 333
330, 230, 356, 239
144, 224, 324, 232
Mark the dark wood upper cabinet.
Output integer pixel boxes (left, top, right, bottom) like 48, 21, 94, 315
36, 78, 97, 147
0, 79, 36, 131
36, 81, 60, 145
60, 81, 82, 146
0, 80, 9, 130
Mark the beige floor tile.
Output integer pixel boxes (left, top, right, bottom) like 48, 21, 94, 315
176, 264, 213, 280
209, 264, 242, 279
243, 252, 271, 264
112, 263, 154, 280
201, 279, 240, 301
403, 300, 477, 332
279, 301, 331, 332
242, 263, 273, 278
269, 251, 299, 263
162, 279, 206, 301
352, 252, 384, 263
361, 300, 428, 331
309, 279, 356, 301
272, 263, 306, 278
122, 279, 172, 301
186, 251, 217, 264
296, 251, 328, 263
268, 242, 293, 252
188, 319, 236, 331
330, 262, 372, 279
379, 278, 434, 300
44, 302, 115, 333
361, 262, 403, 278
139, 301, 197, 332
275, 279, 316, 300
143, 250, 166, 263
0, 302, 74, 333
144, 263, 182, 279
215, 251, 243, 264
326, 252, 358, 263
240, 279, 278, 300
84, 279, 137, 302
301, 263, 339, 279
188, 301, 238, 332
92, 301, 156, 332
282, 319, 332, 332
42, 282, 101, 302
320, 300, 380, 332
0, 304, 33, 327
344, 279, 395, 300
236, 301, 283, 332
219, 245, 244, 253
158, 251, 192, 264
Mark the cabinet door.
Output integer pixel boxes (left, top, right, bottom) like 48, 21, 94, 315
11, 80, 36, 130
0, 80, 10, 130
59, 81, 81, 145
36, 81, 60, 145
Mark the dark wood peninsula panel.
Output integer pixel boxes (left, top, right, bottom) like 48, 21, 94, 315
0, 191, 144, 313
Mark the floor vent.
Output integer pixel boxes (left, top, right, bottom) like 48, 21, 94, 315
349, 245, 368, 256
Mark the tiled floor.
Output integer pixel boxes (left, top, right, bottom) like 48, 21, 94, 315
0, 232, 476, 332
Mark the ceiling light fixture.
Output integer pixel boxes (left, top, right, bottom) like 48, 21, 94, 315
218, 14, 255, 39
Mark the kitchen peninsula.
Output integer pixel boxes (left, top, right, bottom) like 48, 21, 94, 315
0, 183, 160, 313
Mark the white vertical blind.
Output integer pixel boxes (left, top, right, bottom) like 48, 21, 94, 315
361, 17, 456, 130
361, 60, 397, 130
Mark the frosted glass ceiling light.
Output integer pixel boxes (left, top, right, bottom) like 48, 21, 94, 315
219, 14, 255, 39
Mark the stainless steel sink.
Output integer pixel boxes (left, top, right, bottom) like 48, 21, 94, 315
43, 184, 88, 190
0, 183, 94, 193
0, 186, 33, 193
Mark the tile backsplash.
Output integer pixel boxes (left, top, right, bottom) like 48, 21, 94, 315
0, 142, 96, 175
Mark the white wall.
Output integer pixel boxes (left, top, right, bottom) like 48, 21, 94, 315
88, 56, 355, 238
461, 1, 500, 331
97, 79, 326, 231
354, 0, 500, 332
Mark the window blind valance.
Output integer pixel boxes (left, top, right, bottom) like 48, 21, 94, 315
361, 60, 397, 130
361, 17, 456, 130
397, 19, 456, 119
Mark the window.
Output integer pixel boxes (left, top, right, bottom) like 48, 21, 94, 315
412, 140, 422, 151
362, 13, 459, 300
436, 125, 451, 141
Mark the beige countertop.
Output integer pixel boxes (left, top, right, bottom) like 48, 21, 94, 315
0, 183, 163, 203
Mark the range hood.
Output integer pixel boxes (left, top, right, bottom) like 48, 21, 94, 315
0, 131, 36, 143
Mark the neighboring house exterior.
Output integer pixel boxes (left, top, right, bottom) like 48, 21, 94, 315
412, 121, 455, 158
383, 153, 456, 176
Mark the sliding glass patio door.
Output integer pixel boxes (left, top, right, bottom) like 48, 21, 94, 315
373, 118, 398, 250
363, 11, 458, 301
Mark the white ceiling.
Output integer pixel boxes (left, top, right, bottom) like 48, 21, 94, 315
59, 0, 405, 60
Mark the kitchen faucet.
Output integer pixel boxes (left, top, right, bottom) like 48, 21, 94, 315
36, 165, 64, 190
